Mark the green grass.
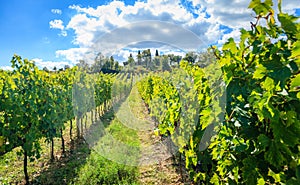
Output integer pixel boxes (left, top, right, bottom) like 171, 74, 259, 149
71, 104, 141, 185
72, 121, 140, 185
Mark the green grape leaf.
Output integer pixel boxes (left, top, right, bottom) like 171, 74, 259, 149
222, 38, 238, 53
257, 178, 265, 185
271, 118, 300, 146
258, 134, 270, 150
253, 64, 267, 79
290, 74, 300, 92
290, 41, 300, 66
265, 140, 292, 168
242, 157, 259, 185
268, 168, 282, 183
261, 77, 275, 91
278, 13, 299, 35
249, 0, 273, 15
210, 173, 220, 185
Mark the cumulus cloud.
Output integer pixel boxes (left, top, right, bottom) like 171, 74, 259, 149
49, 19, 67, 36
66, 1, 202, 47
0, 66, 13, 71
54, 0, 300, 63
191, 0, 300, 28
90, 21, 204, 57
55, 48, 89, 64
31, 58, 72, 70
112, 49, 135, 62
278, 1, 300, 15
49, 19, 64, 30
60, 0, 213, 62
66, 14, 99, 46
51, 9, 62, 15
217, 29, 241, 46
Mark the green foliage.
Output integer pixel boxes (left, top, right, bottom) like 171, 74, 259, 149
137, 59, 223, 182
210, 0, 300, 183
137, 0, 300, 184
0, 55, 131, 183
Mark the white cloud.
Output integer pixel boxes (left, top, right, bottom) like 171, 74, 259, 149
0, 66, 13, 71
191, 0, 252, 29
1, 60, 71, 71
49, 19, 67, 37
190, 0, 300, 32
66, 0, 206, 47
55, 48, 89, 64
205, 24, 223, 43
280, 1, 300, 15
51, 9, 62, 15
59, 0, 212, 62
60, 30, 67, 37
217, 29, 241, 46
55, 0, 300, 63
112, 49, 134, 62
31, 58, 72, 70
66, 14, 98, 46
49, 19, 64, 30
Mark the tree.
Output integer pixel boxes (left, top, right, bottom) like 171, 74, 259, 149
195, 51, 216, 68
64, 65, 70, 70
137, 50, 142, 65
142, 49, 152, 67
183, 51, 197, 63
76, 60, 89, 71
148, 49, 152, 63
128, 53, 135, 66
161, 55, 171, 71
155, 49, 159, 57
114, 62, 120, 71
43, 67, 49, 72
92, 52, 105, 73
109, 56, 115, 70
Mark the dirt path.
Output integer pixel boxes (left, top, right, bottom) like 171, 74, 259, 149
125, 86, 191, 185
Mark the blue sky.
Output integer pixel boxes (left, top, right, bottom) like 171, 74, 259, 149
0, 0, 299, 70
0, 0, 114, 69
